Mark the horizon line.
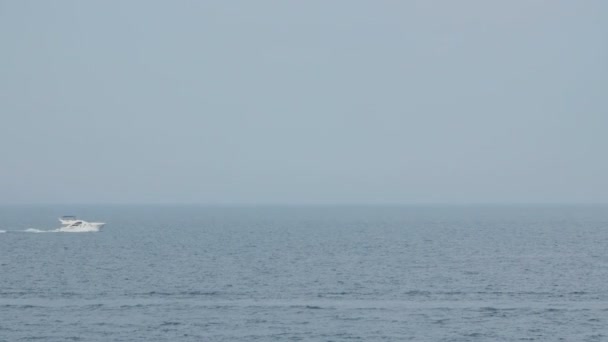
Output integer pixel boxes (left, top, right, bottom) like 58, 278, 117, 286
1, 202, 607, 207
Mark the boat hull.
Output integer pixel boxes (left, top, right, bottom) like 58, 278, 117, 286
58, 222, 105, 232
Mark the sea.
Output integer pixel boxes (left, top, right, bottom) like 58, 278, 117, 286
1, 205, 607, 341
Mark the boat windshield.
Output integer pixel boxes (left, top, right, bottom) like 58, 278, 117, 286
61, 216, 76, 220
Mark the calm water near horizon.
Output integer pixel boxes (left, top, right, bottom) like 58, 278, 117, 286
1, 205, 607, 341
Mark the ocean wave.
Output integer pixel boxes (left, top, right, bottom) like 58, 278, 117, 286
138, 290, 221, 297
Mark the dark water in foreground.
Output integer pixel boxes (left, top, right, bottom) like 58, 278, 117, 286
1, 205, 607, 341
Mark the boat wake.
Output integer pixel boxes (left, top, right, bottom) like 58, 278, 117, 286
1, 216, 105, 234
24, 228, 57, 233
2, 227, 101, 233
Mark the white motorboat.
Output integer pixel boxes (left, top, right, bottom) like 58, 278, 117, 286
58, 216, 105, 232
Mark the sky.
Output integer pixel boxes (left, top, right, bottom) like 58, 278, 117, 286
0, 1, 606, 205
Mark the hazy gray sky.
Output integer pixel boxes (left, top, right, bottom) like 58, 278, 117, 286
1, 1, 606, 204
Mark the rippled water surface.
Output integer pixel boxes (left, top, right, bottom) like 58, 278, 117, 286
1, 205, 608, 341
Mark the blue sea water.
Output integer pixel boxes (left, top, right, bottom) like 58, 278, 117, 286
1, 205, 607, 341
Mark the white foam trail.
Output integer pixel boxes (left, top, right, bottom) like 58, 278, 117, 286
4, 227, 101, 233
24, 228, 59, 233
